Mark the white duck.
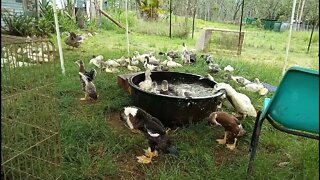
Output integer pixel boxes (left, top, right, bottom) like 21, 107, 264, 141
244, 78, 264, 92
133, 51, 151, 63
139, 69, 153, 91
166, 56, 182, 68
144, 56, 158, 71
104, 59, 120, 67
224, 65, 234, 72
127, 63, 141, 72
90, 55, 104, 68
213, 83, 257, 119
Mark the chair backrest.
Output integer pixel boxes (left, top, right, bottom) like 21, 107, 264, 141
266, 66, 319, 134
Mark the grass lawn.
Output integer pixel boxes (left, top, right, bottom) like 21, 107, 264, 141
47, 18, 319, 179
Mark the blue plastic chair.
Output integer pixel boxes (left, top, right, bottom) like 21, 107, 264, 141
246, 66, 319, 179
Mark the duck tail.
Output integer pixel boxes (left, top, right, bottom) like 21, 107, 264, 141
88, 69, 97, 80
159, 52, 166, 56
167, 145, 179, 157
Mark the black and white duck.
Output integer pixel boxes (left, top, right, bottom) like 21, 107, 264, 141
119, 106, 179, 164
75, 60, 97, 101
200, 54, 213, 64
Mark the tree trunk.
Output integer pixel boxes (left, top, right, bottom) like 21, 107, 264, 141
232, 1, 241, 22
295, 0, 301, 30
297, 0, 306, 30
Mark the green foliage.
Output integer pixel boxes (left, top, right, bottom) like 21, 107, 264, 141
2, 13, 35, 36
2, 1, 76, 37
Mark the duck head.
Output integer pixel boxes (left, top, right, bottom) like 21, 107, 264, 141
133, 51, 140, 56
237, 124, 246, 137
161, 80, 169, 91
119, 106, 140, 130
156, 136, 179, 156
213, 83, 232, 94
75, 59, 84, 67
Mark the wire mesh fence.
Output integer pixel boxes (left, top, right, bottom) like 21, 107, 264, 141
195, 28, 245, 55
1, 35, 61, 180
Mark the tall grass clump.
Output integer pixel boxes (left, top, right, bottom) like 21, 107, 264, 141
132, 19, 190, 38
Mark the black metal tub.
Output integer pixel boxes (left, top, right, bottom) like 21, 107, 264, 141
128, 71, 224, 128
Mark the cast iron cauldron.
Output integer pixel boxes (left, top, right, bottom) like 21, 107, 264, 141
128, 71, 224, 128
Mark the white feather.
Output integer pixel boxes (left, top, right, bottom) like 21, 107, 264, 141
147, 131, 160, 137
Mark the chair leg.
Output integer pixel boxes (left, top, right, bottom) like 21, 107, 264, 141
246, 111, 264, 180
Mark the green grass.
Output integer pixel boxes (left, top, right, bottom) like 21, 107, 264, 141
2, 17, 319, 179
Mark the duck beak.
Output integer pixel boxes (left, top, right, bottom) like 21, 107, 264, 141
167, 145, 179, 157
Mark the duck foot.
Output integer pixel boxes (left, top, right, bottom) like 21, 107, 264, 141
226, 138, 237, 150
216, 139, 226, 145
136, 155, 152, 164
80, 93, 88, 101
216, 131, 228, 145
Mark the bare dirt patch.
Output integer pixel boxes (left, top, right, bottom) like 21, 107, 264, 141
105, 112, 128, 133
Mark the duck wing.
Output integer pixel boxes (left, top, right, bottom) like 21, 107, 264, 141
144, 117, 166, 137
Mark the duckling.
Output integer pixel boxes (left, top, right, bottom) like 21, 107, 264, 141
166, 56, 183, 68
130, 57, 140, 66
148, 55, 160, 66
65, 32, 83, 49
160, 80, 169, 95
200, 54, 213, 64
181, 43, 191, 64
116, 56, 129, 67
244, 78, 264, 92
175, 88, 193, 98
155, 65, 169, 71
213, 83, 257, 119
144, 56, 158, 71
160, 60, 168, 66
231, 76, 252, 85
75, 60, 97, 100
208, 63, 221, 73
133, 51, 151, 63
149, 82, 158, 94
223, 73, 232, 80
127, 63, 141, 72
79, 71, 98, 101
104, 66, 120, 73
208, 111, 246, 150
258, 87, 268, 96
224, 65, 234, 73
139, 69, 153, 91
159, 50, 179, 59
189, 49, 197, 63
104, 59, 121, 67
89, 55, 104, 68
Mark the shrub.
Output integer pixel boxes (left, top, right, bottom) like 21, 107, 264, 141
2, 13, 35, 36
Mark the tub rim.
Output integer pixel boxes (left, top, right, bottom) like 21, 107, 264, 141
128, 71, 225, 100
